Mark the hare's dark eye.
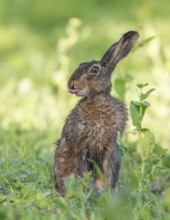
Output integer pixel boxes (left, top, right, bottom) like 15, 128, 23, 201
90, 65, 100, 74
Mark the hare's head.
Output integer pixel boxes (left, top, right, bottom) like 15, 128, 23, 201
68, 31, 139, 97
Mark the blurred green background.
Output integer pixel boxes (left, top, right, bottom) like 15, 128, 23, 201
0, 0, 170, 146
0, 0, 170, 219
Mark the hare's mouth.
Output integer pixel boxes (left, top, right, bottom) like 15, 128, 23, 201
69, 88, 80, 94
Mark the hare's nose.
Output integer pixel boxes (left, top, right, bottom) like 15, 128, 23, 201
68, 81, 75, 89
71, 83, 75, 89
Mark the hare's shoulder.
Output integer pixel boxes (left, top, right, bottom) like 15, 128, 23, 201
68, 95, 127, 129
75, 95, 127, 115
62, 96, 127, 128
77, 95, 128, 134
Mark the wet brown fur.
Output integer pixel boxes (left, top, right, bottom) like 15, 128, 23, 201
54, 31, 139, 196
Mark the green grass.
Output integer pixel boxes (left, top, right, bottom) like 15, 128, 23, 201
0, 0, 170, 219
0, 126, 170, 220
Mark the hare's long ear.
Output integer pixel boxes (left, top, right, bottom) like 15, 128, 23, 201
101, 31, 139, 73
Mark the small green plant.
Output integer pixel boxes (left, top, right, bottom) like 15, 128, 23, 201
130, 83, 155, 130
129, 83, 168, 205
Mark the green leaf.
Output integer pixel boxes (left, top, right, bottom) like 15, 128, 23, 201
132, 101, 141, 106
141, 130, 155, 159
137, 36, 155, 48
141, 88, 155, 101
137, 83, 148, 89
142, 101, 150, 107
162, 154, 170, 168
130, 101, 150, 129
130, 101, 141, 128
153, 144, 165, 157
141, 101, 150, 120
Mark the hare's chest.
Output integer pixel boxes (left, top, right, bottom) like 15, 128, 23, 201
84, 107, 114, 128
76, 103, 116, 140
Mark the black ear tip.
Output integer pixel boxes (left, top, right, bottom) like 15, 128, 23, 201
123, 31, 139, 39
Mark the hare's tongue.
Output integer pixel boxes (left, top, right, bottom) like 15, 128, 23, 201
69, 89, 80, 94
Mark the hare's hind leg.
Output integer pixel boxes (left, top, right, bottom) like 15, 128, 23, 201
102, 145, 122, 191
54, 137, 72, 196
54, 138, 88, 196
110, 145, 122, 190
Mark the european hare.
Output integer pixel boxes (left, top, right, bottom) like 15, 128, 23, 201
54, 31, 139, 196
